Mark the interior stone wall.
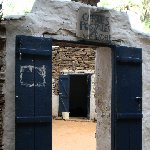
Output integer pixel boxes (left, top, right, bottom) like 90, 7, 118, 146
52, 46, 96, 118
52, 46, 95, 95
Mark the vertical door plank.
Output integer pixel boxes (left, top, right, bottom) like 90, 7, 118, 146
59, 75, 70, 114
34, 55, 52, 150
15, 54, 35, 150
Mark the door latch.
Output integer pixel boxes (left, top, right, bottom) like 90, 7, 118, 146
135, 97, 142, 111
135, 97, 142, 102
19, 53, 22, 60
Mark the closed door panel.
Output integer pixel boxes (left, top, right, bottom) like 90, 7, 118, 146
15, 35, 52, 150
16, 54, 35, 150
34, 56, 52, 150
112, 46, 142, 150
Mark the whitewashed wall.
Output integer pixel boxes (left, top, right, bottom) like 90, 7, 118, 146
95, 47, 112, 150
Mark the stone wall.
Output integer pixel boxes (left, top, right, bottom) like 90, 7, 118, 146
52, 45, 96, 119
0, 24, 6, 150
52, 46, 96, 95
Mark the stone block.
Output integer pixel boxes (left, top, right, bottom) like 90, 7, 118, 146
77, 7, 111, 43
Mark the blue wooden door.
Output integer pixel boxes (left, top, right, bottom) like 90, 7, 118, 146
87, 74, 91, 119
15, 35, 52, 150
112, 46, 142, 150
59, 75, 70, 115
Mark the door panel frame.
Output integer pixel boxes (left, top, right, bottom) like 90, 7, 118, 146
111, 45, 142, 150
58, 74, 92, 118
15, 35, 52, 150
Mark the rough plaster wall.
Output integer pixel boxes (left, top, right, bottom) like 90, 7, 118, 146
52, 93, 59, 117
25, 0, 94, 37
140, 39, 150, 150
90, 74, 96, 120
3, 21, 32, 150
3, 1, 94, 37
4, 25, 16, 150
95, 47, 111, 150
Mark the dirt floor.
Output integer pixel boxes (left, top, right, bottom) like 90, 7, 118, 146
52, 119, 96, 150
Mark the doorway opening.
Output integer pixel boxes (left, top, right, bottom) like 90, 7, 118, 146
69, 74, 89, 117
52, 41, 97, 150
68, 74, 91, 118
52, 41, 97, 120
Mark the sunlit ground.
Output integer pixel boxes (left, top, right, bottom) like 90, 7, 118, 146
52, 120, 96, 150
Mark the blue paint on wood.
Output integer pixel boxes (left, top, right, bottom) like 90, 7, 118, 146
16, 116, 52, 123
15, 35, 52, 150
112, 46, 142, 150
16, 35, 51, 54
59, 75, 70, 115
34, 55, 52, 150
16, 53, 34, 150
87, 74, 91, 119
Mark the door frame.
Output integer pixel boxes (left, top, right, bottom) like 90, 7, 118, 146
69, 74, 91, 118
52, 39, 142, 150
58, 73, 92, 118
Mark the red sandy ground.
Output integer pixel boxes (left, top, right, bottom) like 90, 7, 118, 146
52, 119, 96, 150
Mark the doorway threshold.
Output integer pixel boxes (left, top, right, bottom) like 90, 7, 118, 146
54, 117, 94, 122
